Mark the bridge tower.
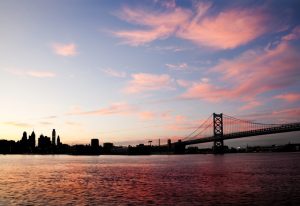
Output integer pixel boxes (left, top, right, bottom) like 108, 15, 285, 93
213, 113, 224, 154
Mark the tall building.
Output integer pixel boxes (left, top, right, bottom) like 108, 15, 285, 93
57, 135, 61, 146
28, 131, 36, 149
52, 129, 56, 145
21, 131, 27, 142
91, 139, 99, 148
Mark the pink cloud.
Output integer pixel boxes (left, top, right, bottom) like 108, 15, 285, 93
181, 82, 229, 102
177, 4, 269, 49
26, 71, 56, 78
6, 68, 56, 78
239, 101, 262, 111
271, 107, 300, 121
175, 115, 187, 123
181, 31, 300, 106
52, 43, 77, 56
114, 3, 270, 49
139, 111, 155, 120
113, 7, 191, 46
274, 93, 300, 102
68, 102, 136, 116
176, 79, 192, 88
160, 111, 172, 120
243, 107, 300, 123
282, 26, 300, 41
124, 73, 175, 94
102, 68, 126, 78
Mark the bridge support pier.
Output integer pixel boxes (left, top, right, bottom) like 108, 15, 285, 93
174, 140, 185, 154
213, 113, 224, 154
213, 139, 224, 154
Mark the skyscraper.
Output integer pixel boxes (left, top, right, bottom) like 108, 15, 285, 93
21, 131, 27, 142
57, 135, 61, 146
29, 131, 36, 149
52, 129, 56, 145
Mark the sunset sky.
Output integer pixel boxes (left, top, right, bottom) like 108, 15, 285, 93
1, 0, 300, 146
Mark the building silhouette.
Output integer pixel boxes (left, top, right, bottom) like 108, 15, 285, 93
21, 131, 27, 143
103, 142, 113, 154
52, 129, 56, 146
91, 139, 99, 148
28, 131, 35, 152
57, 135, 61, 146
38, 134, 51, 153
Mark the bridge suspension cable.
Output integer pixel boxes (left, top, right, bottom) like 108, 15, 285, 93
179, 113, 300, 146
223, 114, 284, 135
182, 114, 213, 141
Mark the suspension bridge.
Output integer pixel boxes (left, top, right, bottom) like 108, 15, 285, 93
173, 113, 300, 153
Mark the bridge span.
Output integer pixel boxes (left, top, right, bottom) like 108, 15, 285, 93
173, 113, 300, 153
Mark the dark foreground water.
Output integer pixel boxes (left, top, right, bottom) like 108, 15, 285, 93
0, 153, 299, 206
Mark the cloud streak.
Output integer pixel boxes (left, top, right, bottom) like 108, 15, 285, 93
165, 63, 188, 71
113, 6, 191, 46
3, 121, 32, 128
68, 102, 135, 116
6, 68, 56, 78
274, 93, 300, 102
124, 73, 175, 94
114, 3, 270, 49
181, 28, 300, 108
52, 43, 77, 56
101, 68, 127, 78
177, 4, 269, 49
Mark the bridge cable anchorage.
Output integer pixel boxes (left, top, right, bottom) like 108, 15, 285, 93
182, 114, 213, 141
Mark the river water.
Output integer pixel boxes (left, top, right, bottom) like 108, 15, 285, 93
0, 153, 299, 206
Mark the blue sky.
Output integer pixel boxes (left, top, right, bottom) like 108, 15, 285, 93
0, 0, 300, 146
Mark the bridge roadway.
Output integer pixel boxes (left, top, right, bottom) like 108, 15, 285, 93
181, 122, 300, 146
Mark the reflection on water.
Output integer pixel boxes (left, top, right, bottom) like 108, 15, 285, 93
0, 153, 299, 205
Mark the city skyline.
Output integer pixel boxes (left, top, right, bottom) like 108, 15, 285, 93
1, 0, 300, 145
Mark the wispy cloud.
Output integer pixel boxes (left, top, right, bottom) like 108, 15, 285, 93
176, 79, 192, 88
241, 107, 300, 123
67, 102, 136, 116
177, 3, 269, 49
26, 71, 56, 78
239, 101, 262, 111
150, 45, 189, 52
165, 63, 188, 71
274, 93, 300, 102
6, 68, 56, 78
101, 68, 126, 78
39, 121, 52, 125
43, 115, 57, 119
124, 73, 175, 94
113, 6, 191, 46
154, 0, 176, 9
113, 2, 271, 49
65, 121, 82, 126
181, 28, 300, 108
52, 43, 77, 56
139, 111, 155, 120
3, 121, 32, 128
282, 26, 300, 41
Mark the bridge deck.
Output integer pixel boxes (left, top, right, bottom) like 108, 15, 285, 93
182, 122, 300, 146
